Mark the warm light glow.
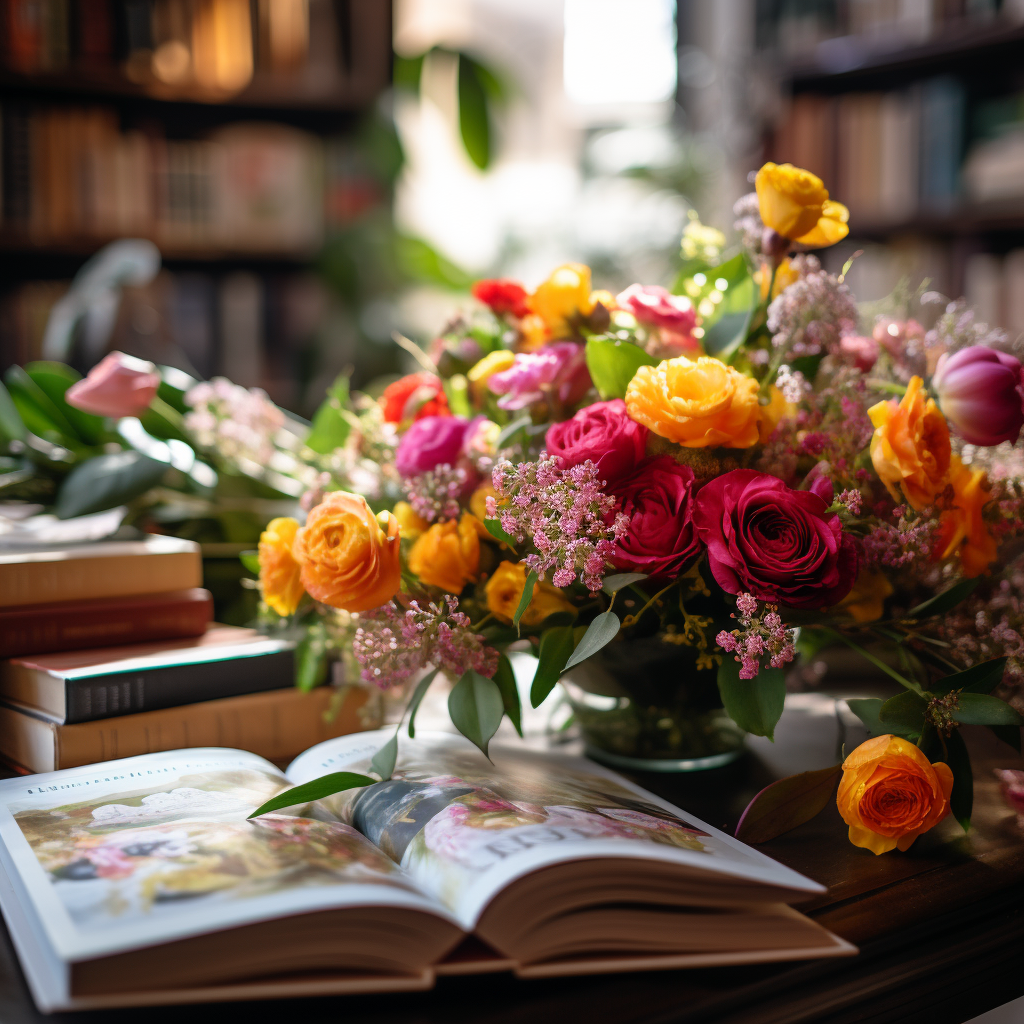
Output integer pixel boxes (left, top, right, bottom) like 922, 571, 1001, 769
192, 0, 254, 94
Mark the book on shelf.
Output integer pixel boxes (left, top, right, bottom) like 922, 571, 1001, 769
0, 624, 294, 724
0, 730, 855, 1012
0, 587, 213, 659
0, 682, 372, 774
0, 535, 201, 607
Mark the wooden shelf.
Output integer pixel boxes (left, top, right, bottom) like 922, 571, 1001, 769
780, 18, 1024, 92
848, 201, 1024, 239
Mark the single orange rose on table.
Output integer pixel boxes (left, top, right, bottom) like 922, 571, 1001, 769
837, 735, 953, 855
293, 491, 401, 612
258, 517, 304, 616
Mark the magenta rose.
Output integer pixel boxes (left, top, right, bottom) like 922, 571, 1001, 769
546, 399, 648, 485
616, 284, 697, 333
608, 456, 702, 578
487, 341, 590, 411
932, 345, 1024, 447
65, 351, 160, 418
395, 415, 471, 477
692, 469, 857, 609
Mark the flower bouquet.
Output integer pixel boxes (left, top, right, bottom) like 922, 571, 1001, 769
256, 162, 1024, 855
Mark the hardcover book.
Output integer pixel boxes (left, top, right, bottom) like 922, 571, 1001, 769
0, 730, 855, 1012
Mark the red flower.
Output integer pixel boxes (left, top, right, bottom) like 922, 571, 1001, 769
472, 278, 531, 319
692, 469, 857, 609
380, 373, 450, 424
609, 456, 702, 579
546, 399, 648, 487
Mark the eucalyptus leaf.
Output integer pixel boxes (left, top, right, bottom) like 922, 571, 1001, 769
530, 626, 575, 708
239, 550, 260, 575
512, 568, 538, 631
55, 450, 166, 519
952, 692, 1024, 726
734, 764, 842, 844
584, 338, 656, 400
943, 728, 973, 831
448, 670, 504, 757
370, 733, 399, 780
702, 310, 751, 360
933, 657, 1008, 696
406, 668, 438, 738
305, 374, 352, 455
492, 653, 522, 737
878, 690, 927, 735
0, 381, 26, 444
845, 697, 887, 737
908, 578, 981, 619
601, 572, 647, 595
247, 772, 376, 818
716, 658, 786, 740
484, 517, 517, 548
458, 53, 491, 169
563, 611, 620, 672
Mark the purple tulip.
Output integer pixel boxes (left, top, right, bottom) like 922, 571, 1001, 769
486, 341, 590, 411
395, 415, 471, 476
932, 345, 1024, 447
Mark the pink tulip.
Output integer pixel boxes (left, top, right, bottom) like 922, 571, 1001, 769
487, 342, 590, 411
66, 351, 160, 418
616, 284, 697, 334
932, 345, 1024, 446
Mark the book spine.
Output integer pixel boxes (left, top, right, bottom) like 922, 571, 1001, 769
64, 649, 295, 723
0, 591, 213, 659
0, 549, 202, 607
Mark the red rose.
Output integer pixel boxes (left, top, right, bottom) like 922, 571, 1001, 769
380, 373, 450, 424
472, 278, 531, 319
609, 456, 702, 578
546, 399, 648, 486
692, 469, 857, 609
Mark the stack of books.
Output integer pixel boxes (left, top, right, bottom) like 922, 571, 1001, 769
0, 535, 367, 773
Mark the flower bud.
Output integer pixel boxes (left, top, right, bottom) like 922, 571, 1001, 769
65, 351, 160, 418
932, 345, 1024, 447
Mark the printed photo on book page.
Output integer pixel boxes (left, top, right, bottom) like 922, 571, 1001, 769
286, 730, 825, 928
0, 748, 453, 962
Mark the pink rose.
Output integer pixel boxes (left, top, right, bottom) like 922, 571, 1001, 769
545, 399, 648, 485
486, 341, 591, 411
616, 284, 697, 334
838, 334, 879, 373
932, 345, 1024, 447
609, 456, 702, 579
692, 469, 857, 610
395, 415, 472, 477
65, 351, 160, 418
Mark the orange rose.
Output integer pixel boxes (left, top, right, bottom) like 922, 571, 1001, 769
258, 517, 304, 616
485, 560, 574, 626
756, 384, 793, 444
837, 735, 953, 855
408, 514, 480, 593
934, 456, 997, 578
393, 501, 429, 540
755, 257, 800, 301
868, 376, 951, 511
293, 492, 401, 612
625, 355, 761, 448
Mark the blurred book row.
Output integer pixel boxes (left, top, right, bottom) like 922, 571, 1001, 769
0, 535, 371, 774
0, 104, 384, 253
775, 80, 1024, 224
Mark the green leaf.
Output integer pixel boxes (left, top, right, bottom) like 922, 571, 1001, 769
512, 568, 538, 631
393, 53, 424, 92
879, 690, 927, 735
394, 234, 475, 291
845, 697, 887, 737
735, 764, 842, 844
908, 578, 981, 619
703, 309, 752, 361
54, 449, 166, 519
406, 668, 438, 739
448, 670, 504, 757
5, 364, 81, 444
295, 627, 329, 691
989, 725, 1022, 753
933, 657, 1008, 696
496, 414, 531, 449
563, 611, 619, 672
458, 54, 490, 170
239, 550, 260, 575
952, 693, 1024, 726
248, 772, 376, 818
716, 658, 786, 740
484, 517, 517, 548
530, 625, 576, 708
305, 374, 352, 455
371, 733, 399, 780
0, 381, 26, 444
25, 362, 106, 445
601, 572, 647, 595
943, 728, 973, 832
492, 653, 522, 737
584, 338, 656, 401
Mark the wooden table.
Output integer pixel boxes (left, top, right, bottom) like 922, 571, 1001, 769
0, 724, 1021, 1024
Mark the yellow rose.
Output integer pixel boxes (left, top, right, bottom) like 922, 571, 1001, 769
832, 568, 893, 623
755, 162, 849, 247
756, 384, 793, 444
868, 376, 951, 511
485, 560, 574, 626
518, 313, 549, 351
837, 735, 953, 855
293, 492, 401, 612
467, 350, 515, 390
755, 257, 800, 300
529, 263, 594, 339
935, 456, 997, 578
625, 355, 762, 448
393, 501, 429, 540
258, 517, 304, 616
408, 514, 480, 593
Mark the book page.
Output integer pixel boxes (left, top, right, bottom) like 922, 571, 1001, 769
286, 730, 825, 929
0, 747, 456, 963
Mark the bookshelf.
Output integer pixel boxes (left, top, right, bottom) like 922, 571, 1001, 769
0, 0, 393, 407
759, 2, 1024, 328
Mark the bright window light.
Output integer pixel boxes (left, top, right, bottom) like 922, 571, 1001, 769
564, 0, 677, 106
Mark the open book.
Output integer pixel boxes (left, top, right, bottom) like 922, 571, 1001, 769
0, 729, 856, 1011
